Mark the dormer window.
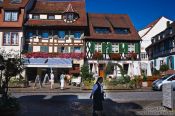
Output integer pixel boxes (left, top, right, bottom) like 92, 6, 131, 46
62, 3, 79, 23
10, 0, 21, 4
94, 27, 111, 34
48, 15, 55, 20
33, 14, 39, 19
0, 0, 3, 4
114, 28, 130, 34
4, 11, 18, 22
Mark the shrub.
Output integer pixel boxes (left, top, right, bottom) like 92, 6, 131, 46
160, 64, 169, 73
80, 63, 93, 82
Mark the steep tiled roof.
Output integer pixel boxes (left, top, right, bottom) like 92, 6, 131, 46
25, 0, 87, 26
0, 0, 30, 10
86, 14, 141, 41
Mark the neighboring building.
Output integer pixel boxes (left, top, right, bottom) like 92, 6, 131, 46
139, 17, 172, 67
85, 14, 141, 77
146, 21, 175, 71
0, 0, 34, 56
23, 0, 87, 80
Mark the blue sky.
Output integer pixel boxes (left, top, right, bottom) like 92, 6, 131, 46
86, 0, 175, 30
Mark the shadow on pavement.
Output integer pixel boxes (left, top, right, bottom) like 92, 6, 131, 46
17, 95, 143, 116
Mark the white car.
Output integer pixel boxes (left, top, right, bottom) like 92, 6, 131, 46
152, 74, 175, 91
71, 76, 81, 86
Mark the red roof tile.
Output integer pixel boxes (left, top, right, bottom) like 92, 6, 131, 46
87, 13, 141, 41
25, 0, 87, 26
0, 0, 30, 10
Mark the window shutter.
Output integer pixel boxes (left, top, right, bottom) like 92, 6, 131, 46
119, 43, 123, 53
107, 42, 112, 53
102, 42, 106, 53
171, 56, 174, 69
124, 43, 128, 53
166, 57, 169, 66
135, 43, 140, 53
90, 42, 95, 53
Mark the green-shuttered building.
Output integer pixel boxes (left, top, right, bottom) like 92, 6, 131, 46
85, 14, 141, 77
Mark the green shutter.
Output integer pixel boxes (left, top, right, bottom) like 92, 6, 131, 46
135, 43, 140, 53
90, 42, 95, 53
124, 43, 128, 53
102, 42, 106, 53
107, 42, 112, 53
119, 43, 123, 53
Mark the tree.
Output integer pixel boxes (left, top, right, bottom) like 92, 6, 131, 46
106, 62, 114, 75
80, 63, 93, 82
0, 50, 24, 101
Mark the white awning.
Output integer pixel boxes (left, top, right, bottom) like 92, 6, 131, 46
23, 58, 72, 68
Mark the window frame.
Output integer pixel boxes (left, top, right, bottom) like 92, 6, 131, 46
2, 32, 19, 46
94, 27, 111, 34
114, 28, 130, 34
4, 11, 18, 22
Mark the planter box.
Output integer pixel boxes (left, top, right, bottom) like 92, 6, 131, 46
142, 82, 148, 87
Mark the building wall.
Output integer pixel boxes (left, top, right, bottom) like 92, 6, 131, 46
0, 31, 23, 55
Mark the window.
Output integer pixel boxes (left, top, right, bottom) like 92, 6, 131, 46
48, 15, 55, 20
94, 27, 111, 34
4, 11, 18, 21
128, 43, 135, 52
26, 32, 36, 39
74, 47, 81, 53
33, 14, 39, 19
114, 28, 130, 34
112, 43, 119, 53
74, 32, 81, 39
40, 46, 48, 52
61, 47, 64, 53
63, 12, 79, 23
58, 31, 65, 39
95, 43, 102, 52
41, 32, 49, 39
10, 0, 21, 4
3, 32, 19, 46
0, 0, 3, 3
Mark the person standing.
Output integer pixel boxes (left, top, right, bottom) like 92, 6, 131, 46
90, 77, 105, 116
33, 74, 42, 89
42, 73, 49, 85
60, 73, 65, 90
50, 72, 54, 89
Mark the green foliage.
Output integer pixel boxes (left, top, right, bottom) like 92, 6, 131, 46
106, 62, 114, 75
160, 64, 169, 73
143, 74, 147, 82
80, 63, 93, 82
152, 68, 160, 75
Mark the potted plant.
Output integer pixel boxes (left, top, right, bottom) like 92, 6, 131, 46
92, 51, 103, 60
142, 74, 148, 87
109, 53, 121, 60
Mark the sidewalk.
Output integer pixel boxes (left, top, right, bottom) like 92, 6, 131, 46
9, 83, 154, 93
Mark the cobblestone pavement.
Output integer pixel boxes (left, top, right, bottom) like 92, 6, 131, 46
10, 92, 175, 116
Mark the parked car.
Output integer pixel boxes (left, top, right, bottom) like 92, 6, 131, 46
71, 76, 81, 86
152, 74, 175, 91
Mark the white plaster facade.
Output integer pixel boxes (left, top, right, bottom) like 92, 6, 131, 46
0, 31, 23, 56
139, 17, 172, 67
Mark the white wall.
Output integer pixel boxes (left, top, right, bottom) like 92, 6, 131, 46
0, 31, 23, 56
139, 17, 172, 53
